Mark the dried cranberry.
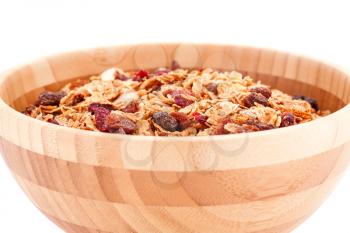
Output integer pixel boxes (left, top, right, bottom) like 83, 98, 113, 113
243, 92, 268, 107
152, 112, 179, 132
171, 60, 180, 70
105, 114, 137, 134
192, 112, 208, 124
170, 112, 191, 131
132, 70, 149, 81
280, 112, 295, 127
88, 102, 113, 113
88, 103, 112, 132
250, 86, 272, 98
293, 95, 319, 111
174, 95, 194, 107
206, 83, 218, 95
36, 91, 66, 106
123, 101, 139, 113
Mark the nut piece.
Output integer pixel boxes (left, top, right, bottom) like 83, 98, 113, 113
37, 91, 66, 106
152, 111, 179, 132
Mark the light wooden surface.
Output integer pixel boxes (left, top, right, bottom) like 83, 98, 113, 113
0, 44, 350, 233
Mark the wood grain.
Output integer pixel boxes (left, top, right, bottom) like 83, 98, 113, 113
1, 43, 350, 233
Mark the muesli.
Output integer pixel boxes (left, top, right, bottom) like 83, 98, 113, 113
24, 62, 329, 136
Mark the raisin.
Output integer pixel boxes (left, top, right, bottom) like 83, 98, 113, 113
132, 70, 149, 81
293, 95, 319, 111
152, 112, 179, 132
114, 71, 129, 81
250, 86, 271, 98
170, 112, 191, 131
105, 114, 137, 134
71, 93, 85, 105
174, 95, 194, 107
171, 60, 180, 70
123, 101, 139, 113
36, 91, 66, 106
280, 112, 295, 127
192, 112, 208, 124
88, 103, 112, 132
243, 92, 268, 107
206, 83, 218, 95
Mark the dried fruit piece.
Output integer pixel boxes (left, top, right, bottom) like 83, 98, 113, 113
280, 112, 295, 127
250, 86, 272, 98
192, 112, 208, 124
105, 114, 137, 134
71, 93, 85, 105
293, 95, 319, 111
37, 91, 66, 106
214, 117, 233, 135
170, 112, 191, 130
243, 92, 268, 107
123, 101, 139, 113
174, 95, 194, 107
206, 83, 218, 95
133, 70, 149, 82
152, 112, 179, 132
88, 103, 112, 132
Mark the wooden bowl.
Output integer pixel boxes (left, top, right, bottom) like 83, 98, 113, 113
1, 44, 350, 233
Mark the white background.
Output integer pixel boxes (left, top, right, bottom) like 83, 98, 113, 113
0, 0, 350, 232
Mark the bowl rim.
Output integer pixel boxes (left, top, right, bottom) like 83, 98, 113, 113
1, 42, 349, 143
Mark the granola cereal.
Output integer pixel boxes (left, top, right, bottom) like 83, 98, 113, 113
23, 63, 329, 136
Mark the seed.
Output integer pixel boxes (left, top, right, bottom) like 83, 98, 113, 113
250, 86, 271, 98
105, 114, 137, 134
152, 112, 179, 132
36, 91, 66, 106
206, 83, 218, 95
293, 95, 319, 111
170, 112, 191, 130
243, 92, 268, 107
280, 112, 295, 127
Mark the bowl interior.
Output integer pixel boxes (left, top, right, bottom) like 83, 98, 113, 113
0, 44, 348, 114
